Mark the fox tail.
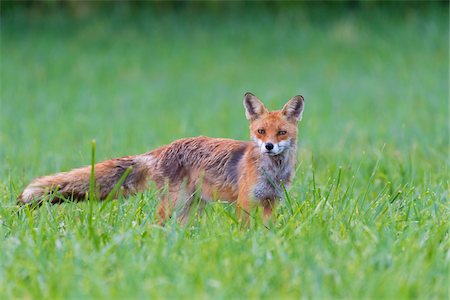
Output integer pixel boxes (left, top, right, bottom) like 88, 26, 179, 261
17, 154, 155, 205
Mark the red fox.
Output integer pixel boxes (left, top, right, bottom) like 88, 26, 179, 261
18, 92, 305, 222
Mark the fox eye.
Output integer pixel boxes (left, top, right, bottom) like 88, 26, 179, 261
258, 129, 265, 134
278, 130, 287, 136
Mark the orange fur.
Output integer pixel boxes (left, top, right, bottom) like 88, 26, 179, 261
18, 93, 305, 223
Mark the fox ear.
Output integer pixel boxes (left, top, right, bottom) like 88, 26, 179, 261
243, 92, 267, 121
282, 95, 305, 122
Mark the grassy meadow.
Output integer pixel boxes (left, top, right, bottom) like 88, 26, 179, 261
1, 3, 449, 299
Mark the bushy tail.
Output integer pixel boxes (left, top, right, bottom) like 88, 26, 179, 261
18, 154, 155, 205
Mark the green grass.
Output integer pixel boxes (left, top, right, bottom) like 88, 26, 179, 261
1, 4, 449, 299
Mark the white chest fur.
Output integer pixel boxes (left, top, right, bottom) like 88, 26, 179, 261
252, 150, 296, 201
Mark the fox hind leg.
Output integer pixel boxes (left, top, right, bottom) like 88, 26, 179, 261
156, 182, 197, 225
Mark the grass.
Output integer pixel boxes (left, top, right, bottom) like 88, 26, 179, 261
1, 4, 449, 299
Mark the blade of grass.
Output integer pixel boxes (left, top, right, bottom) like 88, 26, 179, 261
99, 166, 133, 212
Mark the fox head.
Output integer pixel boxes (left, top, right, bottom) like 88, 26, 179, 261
243, 92, 304, 156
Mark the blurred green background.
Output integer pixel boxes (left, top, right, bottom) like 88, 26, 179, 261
1, 1, 447, 180
0, 2, 449, 299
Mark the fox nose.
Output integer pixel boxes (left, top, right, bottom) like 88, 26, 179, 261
265, 143, 274, 151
